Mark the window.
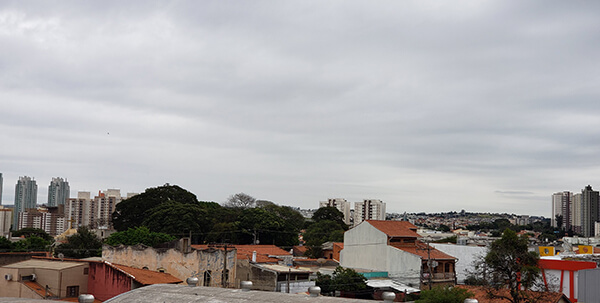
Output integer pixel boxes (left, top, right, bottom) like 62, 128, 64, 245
83, 268, 89, 275
157, 267, 166, 273
66, 286, 79, 297
203, 270, 212, 286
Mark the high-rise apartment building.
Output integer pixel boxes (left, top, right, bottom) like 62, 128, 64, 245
581, 185, 599, 238
95, 189, 121, 229
0, 207, 11, 238
66, 191, 93, 228
13, 176, 37, 230
18, 206, 66, 236
319, 198, 352, 225
551, 191, 572, 230
353, 199, 386, 226
47, 177, 70, 207
572, 193, 583, 234
66, 190, 121, 229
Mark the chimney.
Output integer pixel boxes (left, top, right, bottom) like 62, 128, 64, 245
252, 251, 257, 262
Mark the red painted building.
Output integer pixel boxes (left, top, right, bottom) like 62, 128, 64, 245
88, 261, 182, 301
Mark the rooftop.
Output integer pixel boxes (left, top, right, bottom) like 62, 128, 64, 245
104, 284, 371, 303
110, 263, 183, 285
366, 220, 421, 238
2, 259, 86, 270
391, 241, 456, 260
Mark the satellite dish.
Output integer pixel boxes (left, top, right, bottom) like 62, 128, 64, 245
58, 253, 64, 261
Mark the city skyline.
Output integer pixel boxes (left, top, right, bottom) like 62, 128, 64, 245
2, 2, 600, 217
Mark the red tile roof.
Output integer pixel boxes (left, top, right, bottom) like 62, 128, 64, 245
367, 220, 421, 238
391, 241, 456, 260
23, 280, 55, 298
457, 285, 568, 303
110, 263, 183, 285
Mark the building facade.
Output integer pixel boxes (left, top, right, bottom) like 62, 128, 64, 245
340, 220, 456, 288
17, 206, 66, 236
581, 185, 599, 238
319, 198, 352, 226
13, 176, 37, 230
353, 199, 386, 226
572, 193, 582, 234
47, 177, 70, 207
551, 191, 572, 230
0, 207, 11, 238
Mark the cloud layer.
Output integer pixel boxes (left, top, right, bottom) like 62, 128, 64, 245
2, 1, 600, 216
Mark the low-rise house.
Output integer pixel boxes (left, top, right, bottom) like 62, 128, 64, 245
192, 244, 313, 292
88, 261, 182, 301
340, 220, 457, 289
0, 259, 89, 299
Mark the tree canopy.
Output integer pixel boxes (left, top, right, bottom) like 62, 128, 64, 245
315, 266, 367, 295
467, 229, 540, 303
109, 186, 304, 247
225, 192, 256, 209
112, 184, 201, 231
417, 286, 474, 303
105, 226, 176, 247
303, 207, 348, 258
55, 226, 103, 259
12, 228, 53, 242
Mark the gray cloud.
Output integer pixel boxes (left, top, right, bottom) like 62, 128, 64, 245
1, 1, 600, 216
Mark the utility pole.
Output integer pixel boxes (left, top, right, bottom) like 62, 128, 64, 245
222, 244, 228, 288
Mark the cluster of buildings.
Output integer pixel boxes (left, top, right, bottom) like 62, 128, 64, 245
319, 198, 386, 226
552, 185, 600, 237
0, 174, 136, 238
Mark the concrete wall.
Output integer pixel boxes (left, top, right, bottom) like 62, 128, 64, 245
103, 245, 236, 287
88, 262, 132, 301
340, 222, 388, 272
57, 265, 88, 297
235, 260, 276, 291
431, 243, 487, 283
385, 246, 422, 286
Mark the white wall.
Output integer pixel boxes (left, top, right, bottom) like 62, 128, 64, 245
340, 222, 388, 272
431, 243, 487, 283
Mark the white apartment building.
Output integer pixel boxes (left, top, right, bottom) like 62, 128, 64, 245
0, 207, 11, 238
66, 189, 122, 229
353, 199, 386, 226
319, 198, 352, 226
18, 207, 66, 236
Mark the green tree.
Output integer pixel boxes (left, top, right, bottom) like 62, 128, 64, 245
417, 286, 474, 303
0, 237, 12, 252
112, 184, 200, 231
471, 229, 540, 303
312, 207, 348, 230
105, 226, 176, 247
304, 220, 345, 258
12, 236, 51, 252
142, 201, 214, 241
225, 192, 256, 209
12, 228, 53, 242
55, 227, 103, 258
315, 267, 367, 296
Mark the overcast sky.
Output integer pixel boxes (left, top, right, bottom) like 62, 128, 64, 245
1, 1, 600, 217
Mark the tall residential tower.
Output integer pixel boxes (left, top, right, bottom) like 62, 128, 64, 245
47, 177, 70, 207
13, 176, 37, 230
